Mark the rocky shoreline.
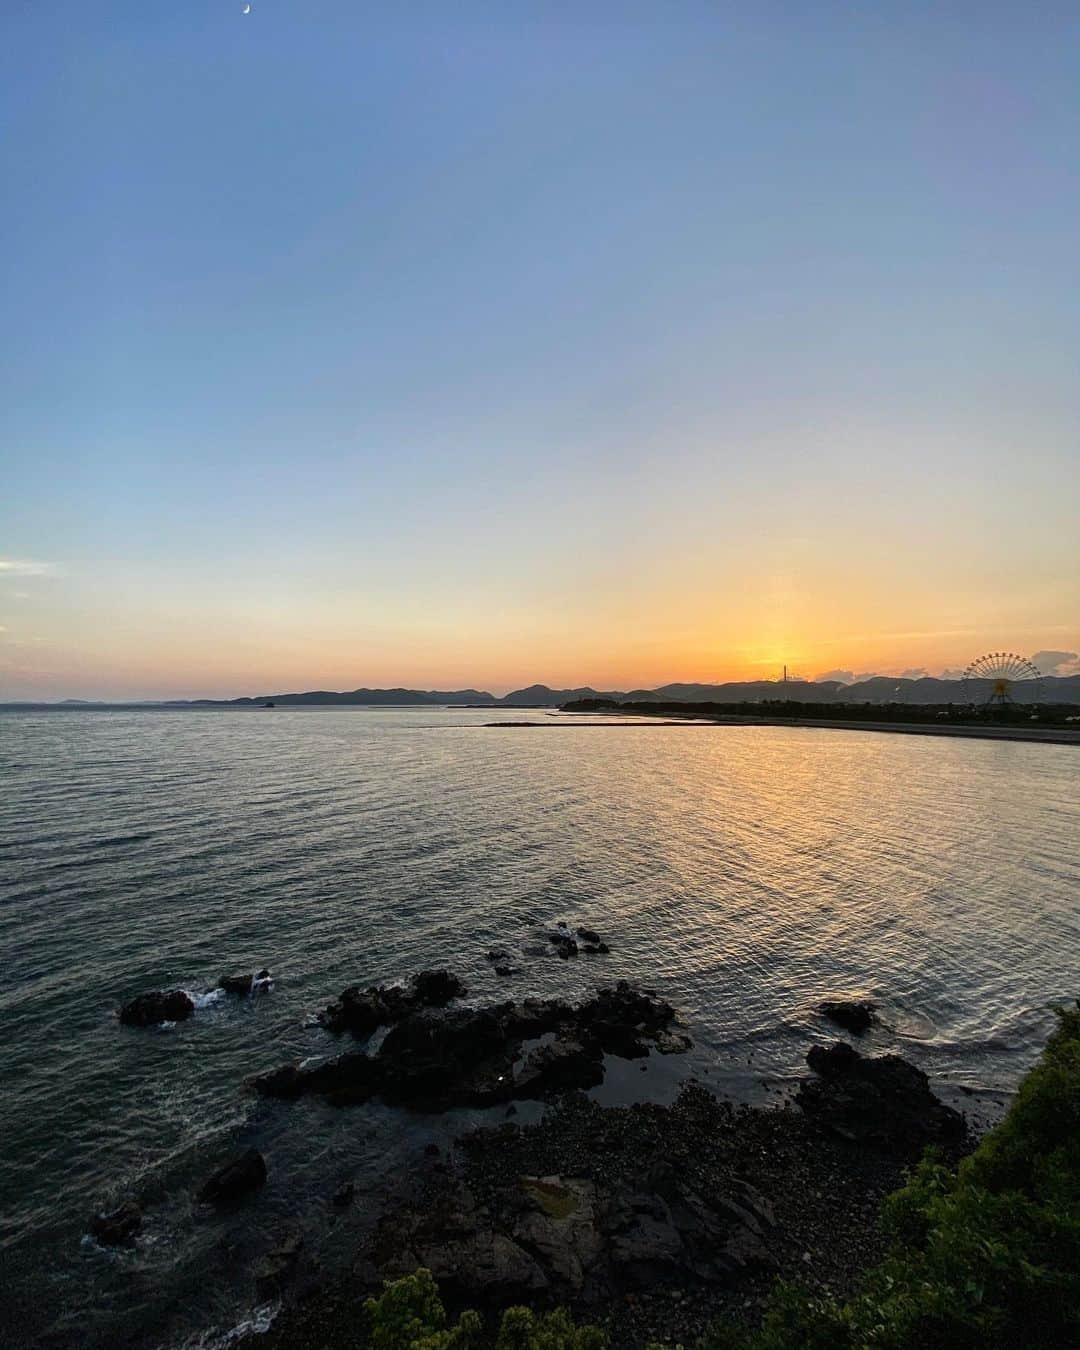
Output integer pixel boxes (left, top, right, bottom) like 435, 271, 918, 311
234, 1076, 967, 1349
155, 968, 972, 1350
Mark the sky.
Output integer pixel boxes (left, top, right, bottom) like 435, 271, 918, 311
2, 1, 1078, 699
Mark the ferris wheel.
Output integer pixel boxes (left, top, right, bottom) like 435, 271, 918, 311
961, 652, 1042, 707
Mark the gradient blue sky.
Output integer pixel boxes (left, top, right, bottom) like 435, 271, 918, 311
2, 2, 1078, 698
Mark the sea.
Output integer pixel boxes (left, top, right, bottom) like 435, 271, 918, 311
1, 706, 1077, 1347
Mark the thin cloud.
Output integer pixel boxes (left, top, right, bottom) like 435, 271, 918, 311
1031, 650, 1080, 676
815, 669, 891, 683
0, 559, 59, 577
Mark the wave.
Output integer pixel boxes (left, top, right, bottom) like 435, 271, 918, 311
180, 1300, 280, 1349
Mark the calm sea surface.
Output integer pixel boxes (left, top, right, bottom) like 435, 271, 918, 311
1, 707, 1077, 1346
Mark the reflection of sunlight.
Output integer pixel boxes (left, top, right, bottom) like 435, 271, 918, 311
591, 726, 1051, 1025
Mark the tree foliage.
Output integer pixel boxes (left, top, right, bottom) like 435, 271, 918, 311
363, 1269, 606, 1350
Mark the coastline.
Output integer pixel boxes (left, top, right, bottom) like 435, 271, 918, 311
187, 969, 981, 1350
553, 710, 1080, 746
230, 996, 1079, 1350
235, 1083, 932, 1350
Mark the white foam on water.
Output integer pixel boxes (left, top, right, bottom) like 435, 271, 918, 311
367, 1023, 391, 1054
192, 989, 225, 1011
180, 1300, 280, 1349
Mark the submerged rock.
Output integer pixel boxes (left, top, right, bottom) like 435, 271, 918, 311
255, 1229, 303, 1295
797, 1042, 964, 1149
486, 948, 522, 977
545, 924, 610, 956
197, 1148, 268, 1207
318, 969, 467, 1037
118, 989, 194, 1027
253, 981, 689, 1111
818, 1000, 879, 1034
331, 1182, 355, 1209
89, 1201, 142, 1247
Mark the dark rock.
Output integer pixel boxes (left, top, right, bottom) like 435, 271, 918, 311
595, 942, 611, 954
576, 927, 601, 944
550, 934, 579, 959
371, 1159, 775, 1304
654, 1029, 693, 1054
89, 1201, 142, 1247
819, 1000, 879, 1034
412, 969, 466, 1005
577, 981, 679, 1055
331, 1182, 355, 1208
197, 1148, 267, 1207
377, 1006, 516, 1110
486, 948, 513, 964
603, 1188, 683, 1282
797, 1042, 965, 1149
425, 1143, 440, 1157
118, 989, 194, 1027
494, 964, 518, 977
255, 1229, 303, 1295
319, 969, 467, 1037
254, 982, 689, 1112
220, 973, 255, 997
251, 1062, 306, 1099
514, 1178, 602, 1289
305, 1051, 384, 1106
515, 1038, 605, 1098
806, 1041, 861, 1078
376, 1179, 548, 1299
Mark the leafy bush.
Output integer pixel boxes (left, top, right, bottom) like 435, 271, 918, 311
364, 1269, 482, 1350
495, 1304, 606, 1349
363, 1269, 606, 1349
701, 1002, 1080, 1349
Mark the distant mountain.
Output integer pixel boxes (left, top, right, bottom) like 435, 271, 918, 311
496, 675, 1080, 707
193, 688, 497, 707
497, 685, 609, 707
11, 674, 1079, 711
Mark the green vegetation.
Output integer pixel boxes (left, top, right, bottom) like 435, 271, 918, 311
363, 1006, 1078, 1348
704, 1002, 1080, 1349
363, 1268, 606, 1349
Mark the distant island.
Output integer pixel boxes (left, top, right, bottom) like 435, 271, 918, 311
5, 673, 1080, 710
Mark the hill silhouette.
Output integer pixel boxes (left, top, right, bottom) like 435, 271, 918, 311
173, 674, 1080, 708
